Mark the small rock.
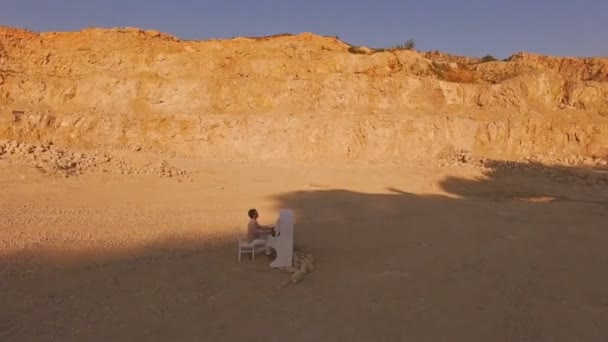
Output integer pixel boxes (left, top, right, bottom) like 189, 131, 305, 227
290, 270, 305, 284
301, 259, 313, 273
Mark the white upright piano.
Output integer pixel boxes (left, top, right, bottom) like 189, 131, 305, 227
267, 209, 295, 268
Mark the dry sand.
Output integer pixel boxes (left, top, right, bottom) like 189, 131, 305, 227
2, 25, 608, 341
1, 153, 608, 341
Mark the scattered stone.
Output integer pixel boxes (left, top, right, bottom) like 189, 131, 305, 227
0, 140, 148, 178
290, 270, 305, 284
155, 160, 187, 178
457, 150, 472, 164
279, 250, 315, 288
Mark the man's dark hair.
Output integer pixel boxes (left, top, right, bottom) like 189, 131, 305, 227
248, 209, 257, 218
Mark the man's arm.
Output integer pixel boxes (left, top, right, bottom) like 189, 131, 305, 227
254, 221, 273, 234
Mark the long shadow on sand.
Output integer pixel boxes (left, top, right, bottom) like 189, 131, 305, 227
1, 160, 607, 341
269, 160, 608, 341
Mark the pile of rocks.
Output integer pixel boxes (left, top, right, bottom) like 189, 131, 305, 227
434, 148, 479, 167
483, 159, 608, 186
106, 158, 186, 178
433, 145, 608, 170
110, 158, 136, 175
155, 160, 187, 178
430, 147, 608, 186
520, 155, 608, 168
0, 140, 110, 177
280, 250, 315, 287
0, 140, 188, 179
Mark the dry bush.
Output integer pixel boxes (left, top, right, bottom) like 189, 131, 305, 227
481, 55, 498, 63
348, 46, 370, 54
391, 39, 415, 51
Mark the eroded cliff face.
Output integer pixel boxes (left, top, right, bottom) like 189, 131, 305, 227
1, 26, 607, 164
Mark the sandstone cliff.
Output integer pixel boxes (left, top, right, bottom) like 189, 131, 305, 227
1, 26, 607, 164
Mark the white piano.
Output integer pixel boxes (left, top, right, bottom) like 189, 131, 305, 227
267, 209, 295, 268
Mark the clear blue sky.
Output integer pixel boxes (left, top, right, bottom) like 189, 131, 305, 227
1, 0, 606, 58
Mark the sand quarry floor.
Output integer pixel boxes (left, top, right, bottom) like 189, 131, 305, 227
1, 156, 608, 341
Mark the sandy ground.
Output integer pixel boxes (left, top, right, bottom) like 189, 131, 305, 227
1, 157, 608, 341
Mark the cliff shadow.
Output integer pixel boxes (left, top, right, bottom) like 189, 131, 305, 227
1, 159, 607, 341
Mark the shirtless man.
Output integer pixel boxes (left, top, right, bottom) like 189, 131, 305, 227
247, 209, 275, 254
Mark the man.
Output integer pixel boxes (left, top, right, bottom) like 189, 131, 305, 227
247, 209, 275, 255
